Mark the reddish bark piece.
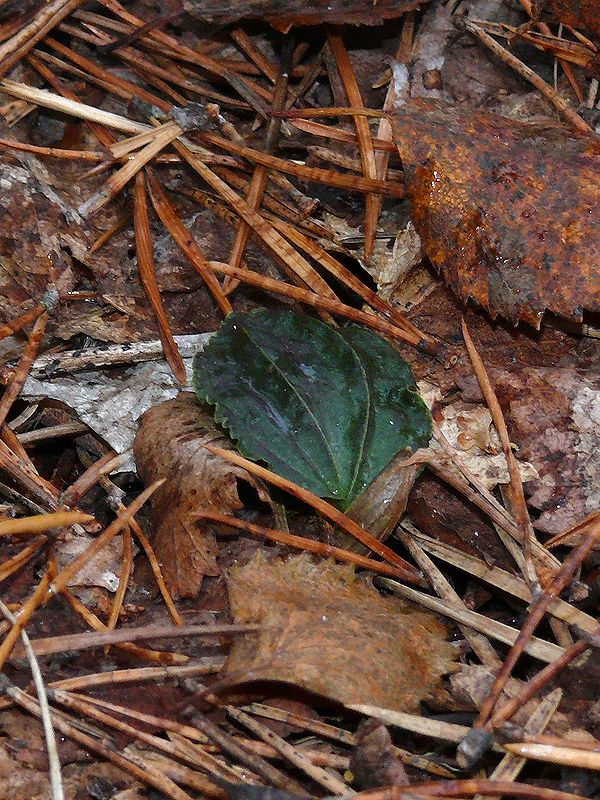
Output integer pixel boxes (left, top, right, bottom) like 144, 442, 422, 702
224, 553, 456, 711
184, 0, 428, 28
134, 394, 268, 598
391, 101, 600, 327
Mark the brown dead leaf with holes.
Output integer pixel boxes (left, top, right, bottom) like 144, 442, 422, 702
392, 101, 600, 327
134, 394, 270, 598
222, 553, 456, 711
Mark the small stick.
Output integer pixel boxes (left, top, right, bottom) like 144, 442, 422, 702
0, 537, 46, 583
328, 31, 379, 262
204, 445, 422, 581
23, 621, 257, 657
353, 780, 586, 800
48, 657, 224, 690
60, 450, 127, 508
195, 507, 420, 581
502, 742, 600, 771
0, 437, 59, 508
230, 28, 279, 83
0, 510, 94, 537
134, 171, 186, 383
0, 600, 64, 800
0, 304, 46, 342
18, 422, 89, 444
227, 706, 352, 795
0, 138, 103, 161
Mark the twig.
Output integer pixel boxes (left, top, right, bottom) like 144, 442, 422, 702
0, 312, 48, 429
22, 620, 257, 657
502, 742, 600, 771
48, 657, 225, 690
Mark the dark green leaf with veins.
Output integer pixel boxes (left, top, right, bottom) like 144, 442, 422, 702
192, 310, 431, 510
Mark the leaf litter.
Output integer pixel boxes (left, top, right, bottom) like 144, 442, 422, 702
0, 1, 599, 800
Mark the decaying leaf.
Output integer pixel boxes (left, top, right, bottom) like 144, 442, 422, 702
134, 394, 269, 598
223, 553, 456, 711
184, 0, 428, 27
193, 310, 431, 510
54, 532, 135, 592
350, 719, 409, 789
392, 101, 600, 327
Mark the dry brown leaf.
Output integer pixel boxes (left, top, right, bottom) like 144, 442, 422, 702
392, 101, 600, 327
134, 394, 269, 598
223, 553, 456, 711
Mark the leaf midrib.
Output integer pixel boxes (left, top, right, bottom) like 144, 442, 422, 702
241, 321, 364, 497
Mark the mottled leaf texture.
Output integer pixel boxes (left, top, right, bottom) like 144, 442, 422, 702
134, 394, 269, 598
184, 0, 428, 27
192, 310, 431, 510
392, 101, 600, 327
224, 553, 456, 711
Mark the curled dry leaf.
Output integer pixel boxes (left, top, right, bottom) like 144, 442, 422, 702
350, 719, 409, 789
392, 101, 600, 327
223, 553, 456, 711
134, 394, 270, 598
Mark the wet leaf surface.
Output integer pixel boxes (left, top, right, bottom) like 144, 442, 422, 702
193, 310, 431, 509
392, 101, 600, 326
134, 394, 269, 598
223, 553, 456, 710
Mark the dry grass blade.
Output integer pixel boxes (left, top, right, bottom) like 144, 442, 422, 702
103, 527, 132, 651
48, 657, 224, 690
0, 600, 64, 800
461, 321, 540, 587
204, 445, 422, 581
0, 0, 83, 77
230, 28, 278, 83
134, 171, 186, 383
483, 689, 562, 797
195, 508, 416, 580
0, 510, 94, 537
0, 437, 59, 508
0, 572, 51, 671
145, 168, 233, 316
0, 537, 46, 584
395, 527, 501, 668
327, 32, 379, 262
354, 780, 586, 800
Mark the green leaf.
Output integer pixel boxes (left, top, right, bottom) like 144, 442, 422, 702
192, 310, 431, 510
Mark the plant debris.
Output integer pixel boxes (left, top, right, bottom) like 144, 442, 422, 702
134, 394, 270, 597
223, 553, 456, 710
392, 101, 600, 326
